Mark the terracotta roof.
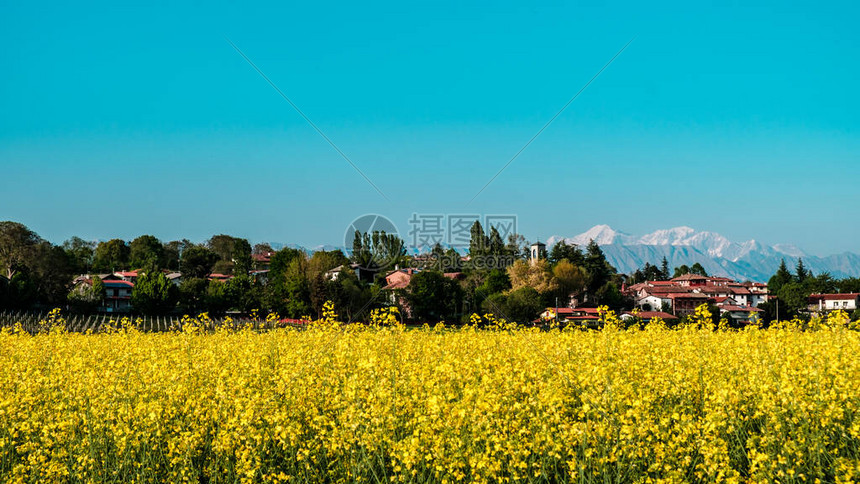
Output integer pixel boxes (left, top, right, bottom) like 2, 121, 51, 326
115, 271, 138, 277
720, 305, 762, 312
671, 274, 709, 281
808, 293, 860, 302
103, 280, 134, 287
623, 311, 678, 320
668, 292, 709, 299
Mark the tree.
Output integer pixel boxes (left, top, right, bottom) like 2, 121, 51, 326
31, 242, 74, 305
768, 259, 793, 294
207, 234, 237, 262
180, 245, 219, 279
507, 259, 558, 294
266, 254, 312, 318
1, 271, 38, 310
129, 235, 164, 271
269, 247, 304, 281
482, 286, 542, 323
584, 240, 615, 295
162, 240, 190, 271
351, 231, 406, 278
477, 269, 511, 297
469, 221, 489, 257
660, 256, 670, 280
807, 272, 837, 295
232, 238, 253, 276
756, 298, 796, 326
253, 243, 274, 255
0, 221, 42, 279
131, 271, 178, 315
178, 277, 209, 315
62, 236, 96, 274
92, 239, 130, 272
221, 275, 260, 313
505, 233, 528, 261
406, 271, 463, 322
673, 265, 691, 278
837, 277, 860, 294
795, 258, 809, 283
690, 262, 708, 277
548, 241, 584, 266
487, 227, 504, 259
67, 276, 106, 313
552, 259, 587, 302
307, 250, 350, 281
777, 282, 807, 314
595, 282, 625, 310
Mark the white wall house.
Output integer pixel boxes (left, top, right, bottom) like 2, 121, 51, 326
808, 293, 860, 312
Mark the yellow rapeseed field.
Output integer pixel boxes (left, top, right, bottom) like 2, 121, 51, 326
1, 305, 860, 483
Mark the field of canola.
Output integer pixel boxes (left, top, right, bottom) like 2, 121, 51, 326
1, 307, 860, 483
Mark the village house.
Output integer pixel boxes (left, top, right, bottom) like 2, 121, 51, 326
620, 311, 679, 325
102, 280, 134, 313
808, 293, 860, 313
252, 252, 273, 271
717, 303, 762, 324
627, 276, 768, 316
380, 269, 465, 318
324, 263, 360, 281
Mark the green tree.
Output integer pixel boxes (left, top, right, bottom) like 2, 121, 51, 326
673, 265, 691, 278
690, 262, 708, 277
777, 282, 808, 314
232, 238, 253, 276
222, 275, 260, 313
768, 259, 793, 294
469, 221, 489, 257
162, 240, 190, 271
482, 286, 542, 323
795, 258, 810, 283
131, 271, 178, 315
0, 221, 42, 279
253, 243, 274, 255
548, 241, 584, 266
62, 236, 96, 274
660, 256, 670, 280
477, 269, 511, 297
31, 242, 75, 305
92, 239, 130, 273
181, 245, 219, 279
67, 276, 106, 313
129, 235, 164, 271
1, 271, 38, 310
584, 240, 615, 295
595, 282, 625, 310
807, 272, 837, 294
178, 277, 209, 315
406, 271, 463, 322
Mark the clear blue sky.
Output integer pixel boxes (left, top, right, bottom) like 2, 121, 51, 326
1, 1, 857, 255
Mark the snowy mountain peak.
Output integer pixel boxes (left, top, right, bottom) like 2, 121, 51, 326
545, 225, 860, 281
557, 224, 630, 246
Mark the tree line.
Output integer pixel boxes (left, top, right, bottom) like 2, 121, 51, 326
0, 220, 630, 323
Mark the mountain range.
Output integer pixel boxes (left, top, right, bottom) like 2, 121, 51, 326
547, 225, 860, 283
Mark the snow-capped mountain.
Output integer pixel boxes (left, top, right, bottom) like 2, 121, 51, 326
547, 226, 860, 282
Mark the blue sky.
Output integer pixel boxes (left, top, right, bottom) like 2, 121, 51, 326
1, 1, 857, 256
